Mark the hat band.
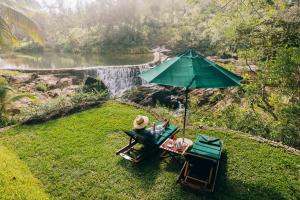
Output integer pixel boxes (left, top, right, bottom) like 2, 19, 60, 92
137, 119, 144, 125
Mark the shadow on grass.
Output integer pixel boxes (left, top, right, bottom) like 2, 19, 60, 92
161, 153, 184, 173
117, 149, 285, 200
117, 153, 161, 191
178, 151, 285, 200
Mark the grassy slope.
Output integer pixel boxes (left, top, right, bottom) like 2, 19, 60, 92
0, 146, 49, 200
0, 101, 299, 200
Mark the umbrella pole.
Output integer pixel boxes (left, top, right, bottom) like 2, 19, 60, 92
183, 87, 189, 141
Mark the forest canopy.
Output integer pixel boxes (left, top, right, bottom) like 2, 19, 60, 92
2, 0, 299, 56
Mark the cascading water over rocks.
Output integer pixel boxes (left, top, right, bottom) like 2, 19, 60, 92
84, 64, 150, 96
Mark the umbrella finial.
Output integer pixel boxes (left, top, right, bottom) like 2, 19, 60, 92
187, 49, 198, 58
185, 49, 195, 58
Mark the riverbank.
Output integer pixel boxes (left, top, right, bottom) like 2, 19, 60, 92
0, 69, 108, 127
0, 51, 164, 121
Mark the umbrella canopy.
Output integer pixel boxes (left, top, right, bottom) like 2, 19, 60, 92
139, 49, 242, 138
140, 50, 242, 89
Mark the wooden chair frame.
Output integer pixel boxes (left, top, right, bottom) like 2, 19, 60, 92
177, 152, 220, 192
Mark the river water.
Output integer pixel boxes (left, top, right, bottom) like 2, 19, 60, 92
0, 52, 153, 69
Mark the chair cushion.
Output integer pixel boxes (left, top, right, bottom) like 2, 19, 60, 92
198, 135, 221, 146
155, 124, 177, 145
189, 134, 222, 160
126, 124, 177, 146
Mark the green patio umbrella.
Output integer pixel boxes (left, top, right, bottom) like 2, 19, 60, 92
139, 50, 242, 136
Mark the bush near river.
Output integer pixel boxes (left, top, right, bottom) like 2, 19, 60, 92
0, 70, 108, 127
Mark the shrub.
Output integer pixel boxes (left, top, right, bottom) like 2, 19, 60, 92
71, 90, 108, 105
208, 92, 224, 105
227, 107, 270, 136
19, 88, 108, 124
20, 96, 73, 122
36, 82, 48, 92
274, 103, 300, 148
0, 117, 9, 128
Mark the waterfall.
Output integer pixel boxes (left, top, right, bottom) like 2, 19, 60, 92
84, 64, 151, 96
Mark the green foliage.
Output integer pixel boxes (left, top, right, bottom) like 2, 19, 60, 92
0, 69, 21, 76
218, 105, 271, 137
36, 82, 48, 92
188, 87, 299, 148
209, 92, 224, 105
0, 101, 299, 199
35, 0, 218, 54
70, 89, 108, 105
15, 41, 43, 53
0, 77, 10, 103
20, 88, 108, 123
275, 103, 300, 148
269, 47, 300, 97
20, 96, 72, 122
184, 0, 300, 149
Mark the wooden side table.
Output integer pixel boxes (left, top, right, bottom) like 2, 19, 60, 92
159, 138, 192, 164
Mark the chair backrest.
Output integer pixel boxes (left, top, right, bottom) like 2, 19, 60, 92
124, 130, 154, 146
185, 153, 215, 166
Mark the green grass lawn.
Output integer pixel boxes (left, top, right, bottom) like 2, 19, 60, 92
0, 101, 299, 200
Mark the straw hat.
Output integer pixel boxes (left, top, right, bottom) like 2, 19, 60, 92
133, 115, 149, 129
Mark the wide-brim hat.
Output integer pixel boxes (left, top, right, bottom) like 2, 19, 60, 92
133, 115, 149, 129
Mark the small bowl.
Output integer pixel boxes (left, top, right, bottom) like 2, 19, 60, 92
167, 142, 174, 148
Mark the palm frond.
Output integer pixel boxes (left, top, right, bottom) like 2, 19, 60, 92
0, 94, 35, 113
0, 2, 44, 45
0, 0, 41, 15
22, 0, 41, 9
0, 15, 14, 46
0, 79, 11, 99
5, 94, 35, 104
2, 86, 13, 91
0, 0, 41, 9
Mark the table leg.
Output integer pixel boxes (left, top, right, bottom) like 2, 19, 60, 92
160, 151, 183, 165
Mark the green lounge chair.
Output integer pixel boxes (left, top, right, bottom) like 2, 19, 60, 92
116, 124, 178, 164
177, 134, 222, 192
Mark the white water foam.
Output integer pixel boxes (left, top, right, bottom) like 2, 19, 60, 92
84, 64, 151, 96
